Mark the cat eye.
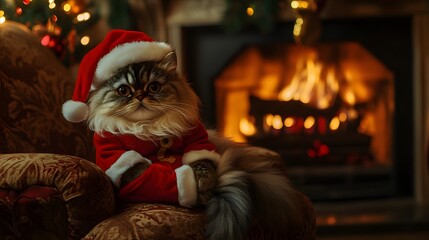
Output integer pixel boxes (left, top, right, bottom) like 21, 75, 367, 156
147, 82, 161, 94
117, 85, 132, 97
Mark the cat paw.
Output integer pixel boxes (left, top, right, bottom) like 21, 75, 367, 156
189, 159, 217, 205
120, 161, 150, 187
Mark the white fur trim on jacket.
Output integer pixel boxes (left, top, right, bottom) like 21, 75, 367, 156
93, 41, 172, 87
175, 165, 197, 208
62, 100, 89, 123
182, 149, 221, 166
105, 150, 152, 188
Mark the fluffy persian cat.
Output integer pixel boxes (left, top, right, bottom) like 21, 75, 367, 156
86, 51, 304, 239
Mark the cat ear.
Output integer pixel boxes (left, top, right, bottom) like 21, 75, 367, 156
160, 51, 177, 72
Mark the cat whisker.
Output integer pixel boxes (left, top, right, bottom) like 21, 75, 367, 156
153, 104, 196, 119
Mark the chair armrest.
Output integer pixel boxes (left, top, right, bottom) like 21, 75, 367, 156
0, 153, 115, 239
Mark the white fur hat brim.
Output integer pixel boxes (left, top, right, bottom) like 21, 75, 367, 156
92, 41, 172, 89
62, 100, 89, 123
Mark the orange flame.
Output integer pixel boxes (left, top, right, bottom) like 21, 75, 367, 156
278, 58, 339, 109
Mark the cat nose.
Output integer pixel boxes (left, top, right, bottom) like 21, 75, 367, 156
136, 93, 146, 101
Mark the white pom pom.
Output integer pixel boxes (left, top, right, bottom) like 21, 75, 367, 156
62, 100, 89, 123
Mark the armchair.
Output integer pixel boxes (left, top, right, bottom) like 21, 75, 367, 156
0, 22, 316, 240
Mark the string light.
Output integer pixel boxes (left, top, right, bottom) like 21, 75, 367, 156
80, 36, 90, 45
0, 10, 5, 24
290, 0, 312, 10
63, 3, 71, 12
47, 0, 56, 9
291, 0, 299, 9
76, 12, 90, 22
246, 7, 254, 16
293, 17, 303, 37
40, 35, 51, 46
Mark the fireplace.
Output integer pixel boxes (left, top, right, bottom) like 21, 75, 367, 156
177, 17, 412, 200
166, 0, 429, 204
213, 40, 397, 200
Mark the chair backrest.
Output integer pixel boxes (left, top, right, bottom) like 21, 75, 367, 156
0, 21, 94, 160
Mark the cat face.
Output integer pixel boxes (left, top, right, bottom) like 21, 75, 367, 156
87, 52, 200, 139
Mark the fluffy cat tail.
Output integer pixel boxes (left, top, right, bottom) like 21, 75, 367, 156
206, 132, 308, 240
205, 169, 252, 240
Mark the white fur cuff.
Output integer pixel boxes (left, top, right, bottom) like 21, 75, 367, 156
182, 150, 221, 166
105, 150, 152, 188
175, 165, 197, 208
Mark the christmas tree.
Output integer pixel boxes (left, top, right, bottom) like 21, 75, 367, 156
0, 0, 131, 65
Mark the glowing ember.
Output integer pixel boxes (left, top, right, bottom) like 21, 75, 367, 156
239, 117, 256, 136
304, 116, 315, 129
284, 117, 295, 127
329, 117, 340, 131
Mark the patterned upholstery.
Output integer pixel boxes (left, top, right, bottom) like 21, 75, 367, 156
84, 204, 207, 240
0, 21, 93, 160
0, 22, 111, 239
0, 21, 316, 240
0, 154, 115, 239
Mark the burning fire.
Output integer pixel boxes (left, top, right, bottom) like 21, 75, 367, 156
278, 58, 340, 109
216, 43, 393, 165
239, 56, 350, 137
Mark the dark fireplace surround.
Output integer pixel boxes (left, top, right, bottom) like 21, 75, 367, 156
180, 17, 413, 201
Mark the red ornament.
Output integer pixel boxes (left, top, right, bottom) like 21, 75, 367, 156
16, 7, 23, 15
23, 0, 31, 5
40, 34, 67, 59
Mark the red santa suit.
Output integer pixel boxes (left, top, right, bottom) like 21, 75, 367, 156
60, 30, 221, 207
94, 122, 220, 207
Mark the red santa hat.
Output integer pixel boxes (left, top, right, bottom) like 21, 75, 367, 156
62, 30, 173, 123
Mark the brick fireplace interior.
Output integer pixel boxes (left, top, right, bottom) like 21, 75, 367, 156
167, 0, 429, 238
